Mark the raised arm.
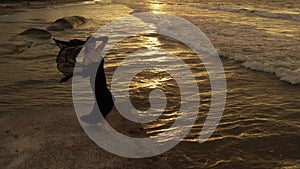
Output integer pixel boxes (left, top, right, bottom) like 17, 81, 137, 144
95, 36, 109, 54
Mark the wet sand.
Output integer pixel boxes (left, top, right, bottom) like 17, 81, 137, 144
0, 0, 87, 15
0, 1, 172, 169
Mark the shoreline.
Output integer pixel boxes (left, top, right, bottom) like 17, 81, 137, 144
2, 0, 299, 168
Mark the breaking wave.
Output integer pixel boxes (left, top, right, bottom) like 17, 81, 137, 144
219, 51, 300, 84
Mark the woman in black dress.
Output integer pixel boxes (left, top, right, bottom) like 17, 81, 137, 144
80, 36, 114, 124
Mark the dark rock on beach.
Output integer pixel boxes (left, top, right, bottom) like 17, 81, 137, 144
17, 28, 52, 39
47, 16, 87, 31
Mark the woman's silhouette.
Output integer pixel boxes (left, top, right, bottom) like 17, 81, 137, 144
80, 36, 114, 124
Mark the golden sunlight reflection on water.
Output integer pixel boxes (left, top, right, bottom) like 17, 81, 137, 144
144, 36, 161, 49
148, 1, 165, 14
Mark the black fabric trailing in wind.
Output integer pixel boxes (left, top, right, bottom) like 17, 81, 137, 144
53, 38, 86, 83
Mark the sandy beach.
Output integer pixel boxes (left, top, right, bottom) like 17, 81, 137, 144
1, 105, 172, 168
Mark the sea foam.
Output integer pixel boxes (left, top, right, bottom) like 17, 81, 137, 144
219, 51, 300, 84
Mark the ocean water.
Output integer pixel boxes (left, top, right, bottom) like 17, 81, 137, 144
0, 0, 299, 168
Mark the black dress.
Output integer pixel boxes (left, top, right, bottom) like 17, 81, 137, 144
81, 59, 114, 123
